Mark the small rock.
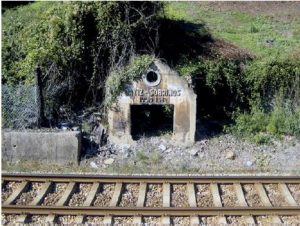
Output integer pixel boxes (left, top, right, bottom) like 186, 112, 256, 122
189, 149, 199, 156
120, 144, 131, 152
90, 161, 98, 169
104, 158, 114, 165
165, 148, 172, 153
158, 144, 167, 151
225, 150, 235, 160
199, 139, 208, 145
198, 153, 204, 159
246, 161, 253, 167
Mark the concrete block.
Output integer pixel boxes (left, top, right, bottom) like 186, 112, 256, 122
2, 131, 81, 165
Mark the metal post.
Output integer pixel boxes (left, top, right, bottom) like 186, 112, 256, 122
35, 67, 45, 128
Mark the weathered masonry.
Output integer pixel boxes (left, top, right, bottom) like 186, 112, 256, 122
108, 60, 196, 145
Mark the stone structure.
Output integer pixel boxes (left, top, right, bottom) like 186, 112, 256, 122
2, 131, 81, 164
108, 60, 196, 145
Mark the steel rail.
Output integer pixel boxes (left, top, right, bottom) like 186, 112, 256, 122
2, 173, 300, 183
2, 206, 300, 216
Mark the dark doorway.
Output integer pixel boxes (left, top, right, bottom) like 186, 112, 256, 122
131, 105, 174, 140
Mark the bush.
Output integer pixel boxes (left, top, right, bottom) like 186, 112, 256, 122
229, 108, 268, 136
229, 103, 300, 140
182, 56, 249, 119
2, 2, 163, 126
227, 58, 300, 139
245, 59, 300, 111
267, 103, 300, 136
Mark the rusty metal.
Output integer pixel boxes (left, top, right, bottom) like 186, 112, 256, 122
2, 173, 300, 183
2, 205, 300, 216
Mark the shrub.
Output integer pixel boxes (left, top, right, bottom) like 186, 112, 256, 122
245, 59, 300, 111
230, 103, 300, 139
2, 2, 163, 126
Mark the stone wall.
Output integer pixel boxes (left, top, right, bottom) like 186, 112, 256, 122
2, 131, 81, 165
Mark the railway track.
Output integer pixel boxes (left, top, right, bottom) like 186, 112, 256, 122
2, 173, 300, 225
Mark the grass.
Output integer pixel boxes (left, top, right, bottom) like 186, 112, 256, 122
165, 2, 300, 59
255, 153, 271, 168
4, 159, 299, 175
2, 160, 94, 174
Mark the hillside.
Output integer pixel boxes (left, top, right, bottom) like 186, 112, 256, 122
166, 1, 300, 59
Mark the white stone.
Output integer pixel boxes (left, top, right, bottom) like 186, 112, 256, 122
90, 161, 98, 169
104, 158, 115, 165
158, 144, 167, 151
189, 149, 199, 156
199, 153, 204, 159
246, 161, 253, 167
225, 150, 235, 160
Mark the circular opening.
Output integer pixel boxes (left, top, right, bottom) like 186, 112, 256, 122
146, 71, 158, 83
143, 70, 161, 87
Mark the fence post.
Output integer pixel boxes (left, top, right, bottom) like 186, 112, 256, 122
35, 67, 45, 128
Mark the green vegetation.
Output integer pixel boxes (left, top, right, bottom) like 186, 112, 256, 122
2, 2, 162, 126
2, 2, 300, 140
104, 55, 154, 108
165, 2, 300, 140
255, 153, 271, 168
2, 160, 93, 174
165, 2, 300, 59
230, 104, 300, 139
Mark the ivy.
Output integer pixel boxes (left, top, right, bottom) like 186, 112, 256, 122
104, 55, 154, 109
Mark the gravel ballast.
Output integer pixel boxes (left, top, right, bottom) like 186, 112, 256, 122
280, 215, 300, 225
57, 215, 76, 224
143, 216, 161, 225
200, 216, 222, 225
30, 215, 48, 224
68, 183, 92, 206
2, 214, 19, 225
196, 184, 213, 207
14, 182, 43, 205
171, 184, 189, 207
171, 217, 190, 225
113, 217, 133, 224
226, 216, 251, 226
242, 184, 263, 207
84, 216, 104, 224
93, 183, 115, 207
145, 184, 163, 207
118, 184, 139, 207
1, 182, 21, 203
255, 216, 276, 225
42, 183, 68, 206
219, 184, 238, 207
264, 184, 289, 206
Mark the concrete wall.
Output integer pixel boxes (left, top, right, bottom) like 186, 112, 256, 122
2, 131, 81, 165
